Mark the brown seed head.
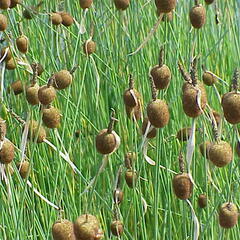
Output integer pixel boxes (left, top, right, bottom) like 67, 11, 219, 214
155, 0, 176, 13
17, 161, 30, 179
1, 46, 12, 61
123, 88, 140, 108
114, 0, 130, 10
172, 173, 193, 200
10, 80, 24, 95
53, 70, 73, 90
219, 202, 238, 229
42, 107, 61, 129
26, 84, 40, 105
79, 0, 93, 9
52, 219, 76, 240
0, 0, 10, 9
51, 13, 63, 25
202, 72, 217, 86
125, 169, 138, 188
16, 35, 28, 54
0, 140, 15, 164
198, 194, 207, 208
28, 120, 46, 143
110, 220, 124, 236
222, 92, 240, 124
38, 85, 56, 105
74, 214, 103, 240
0, 14, 7, 31
83, 40, 96, 55
60, 12, 74, 27
209, 141, 232, 167
125, 104, 141, 121
6, 58, 17, 70
199, 141, 212, 159
205, 0, 214, 4
113, 189, 124, 204
147, 99, 170, 128
10, 0, 21, 8
189, 4, 206, 29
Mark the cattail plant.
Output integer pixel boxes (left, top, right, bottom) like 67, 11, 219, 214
189, 0, 206, 29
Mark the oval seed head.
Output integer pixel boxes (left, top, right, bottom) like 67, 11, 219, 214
52, 219, 76, 240
182, 82, 207, 118
35, 63, 44, 76
0, 0, 10, 9
123, 88, 140, 108
83, 40, 96, 55
155, 0, 176, 13
209, 141, 232, 167
10, 80, 24, 95
0, 14, 7, 31
95, 129, 118, 155
219, 202, 238, 229
28, 120, 46, 143
147, 99, 170, 128
176, 127, 191, 142
16, 35, 28, 54
205, 0, 214, 4
6, 58, 17, 70
125, 104, 141, 121
125, 169, 138, 188
202, 72, 217, 86
0, 140, 15, 164
17, 161, 30, 179
74, 214, 103, 240
150, 64, 171, 90
222, 92, 240, 124
110, 220, 124, 236
1, 46, 12, 61
114, 0, 130, 10
199, 141, 212, 159
26, 84, 40, 105
141, 117, 157, 139
113, 189, 124, 204
189, 4, 206, 29
10, 0, 21, 8
172, 173, 193, 200
79, 0, 93, 9
38, 85, 56, 105
198, 194, 207, 208
60, 12, 74, 27
53, 70, 72, 90
42, 107, 61, 129
124, 152, 136, 169
51, 13, 63, 25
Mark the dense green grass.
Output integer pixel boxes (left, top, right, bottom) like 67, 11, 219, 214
0, 0, 240, 239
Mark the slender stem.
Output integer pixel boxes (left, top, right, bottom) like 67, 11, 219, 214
190, 56, 198, 86
129, 74, 134, 89
31, 63, 38, 85
69, 65, 79, 75
178, 62, 191, 83
159, 47, 164, 67
178, 151, 185, 173
231, 68, 239, 92
107, 110, 116, 134
150, 76, 157, 101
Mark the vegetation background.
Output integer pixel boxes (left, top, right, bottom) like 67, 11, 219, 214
0, 0, 240, 239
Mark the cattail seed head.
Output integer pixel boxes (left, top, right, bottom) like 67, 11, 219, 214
110, 220, 124, 236
52, 219, 76, 240
219, 202, 238, 229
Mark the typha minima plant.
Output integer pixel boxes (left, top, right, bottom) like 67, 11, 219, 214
129, 0, 176, 55
208, 115, 233, 167
113, 167, 124, 204
150, 47, 171, 90
9, 80, 24, 95
189, 0, 206, 29
79, 0, 93, 9
1, 46, 12, 61
157, 10, 173, 22
23, 1, 44, 20
52, 219, 76, 240
60, 12, 74, 27
53, 66, 78, 90
124, 151, 136, 169
17, 160, 30, 179
28, 120, 46, 143
78, 0, 92, 34
202, 65, 218, 86
198, 194, 207, 208
0, 14, 7, 31
172, 153, 193, 200
50, 12, 63, 26
31, 62, 44, 76
219, 202, 239, 229
147, 76, 170, 128
178, 58, 207, 118
114, 0, 130, 10
5, 58, 17, 70
123, 75, 142, 121
16, 24, 29, 54
0, 0, 10, 9
141, 117, 157, 139
222, 69, 240, 124
125, 169, 138, 188
26, 63, 41, 105
10, 0, 21, 8
74, 214, 104, 240
110, 220, 124, 236
38, 76, 56, 105
0, 120, 15, 164
42, 106, 61, 129
83, 24, 96, 56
